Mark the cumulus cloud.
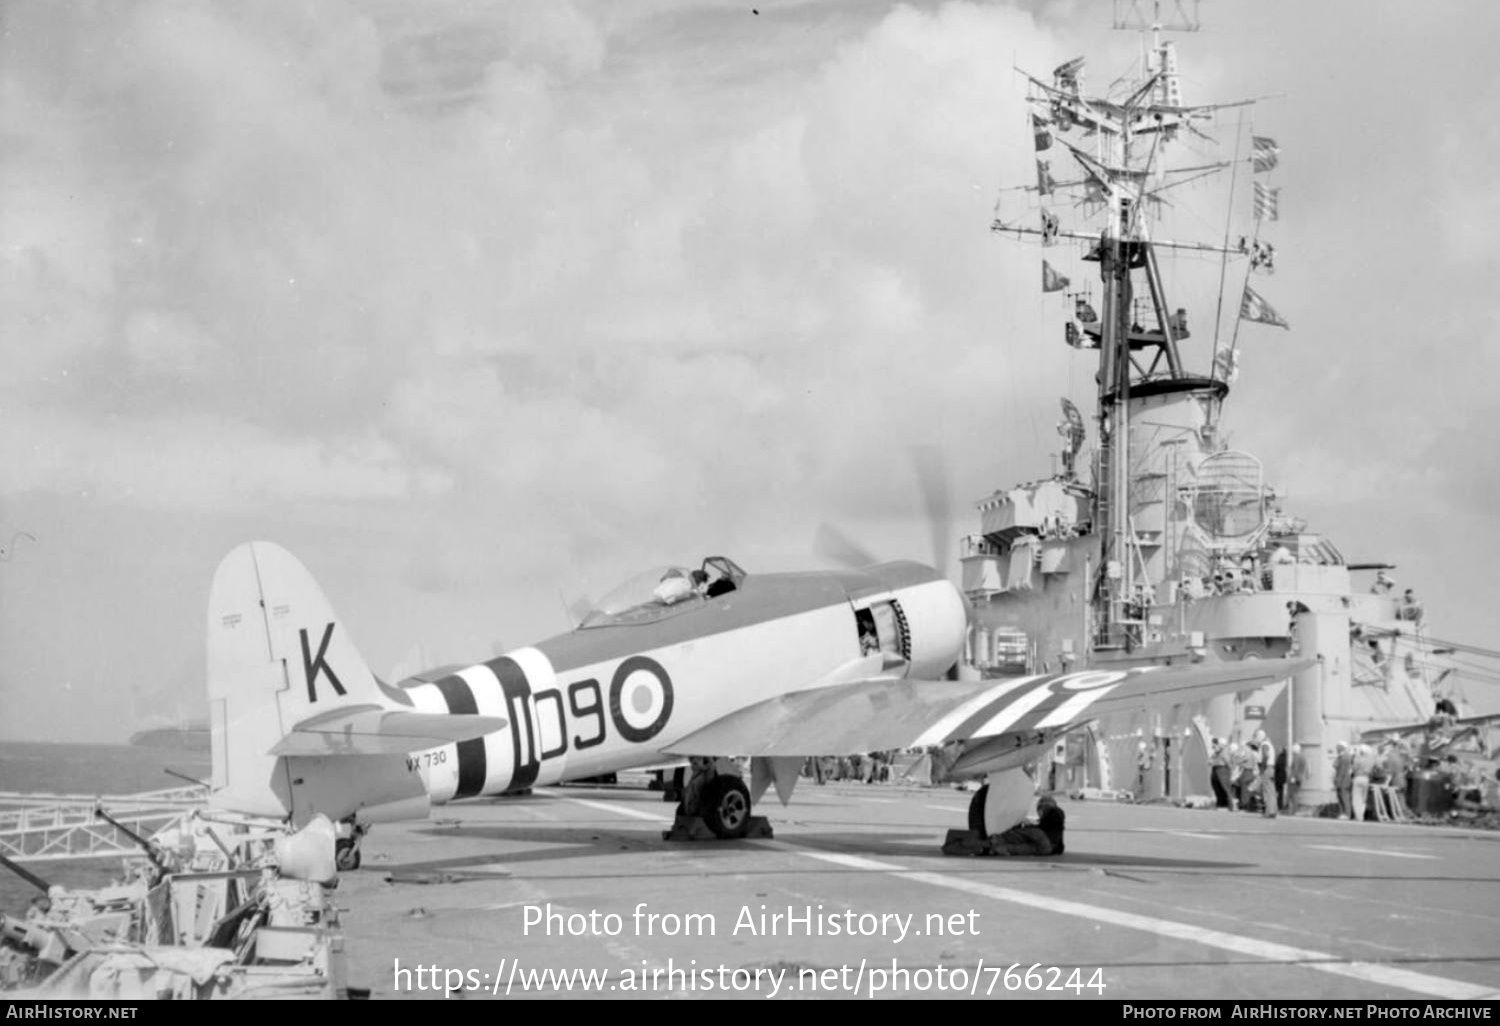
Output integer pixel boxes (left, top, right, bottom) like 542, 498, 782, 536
3, 1, 1498, 741
2, 0, 1059, 528
2, 410, 421, 508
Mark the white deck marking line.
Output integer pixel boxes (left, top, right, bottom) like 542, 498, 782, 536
1132, 828, 1223, 840
1306, 844, 1439, 861
780, 846, 1496, 999
551, 795, 671, 823
793, 851, 900, 872
924, 804, 964, 813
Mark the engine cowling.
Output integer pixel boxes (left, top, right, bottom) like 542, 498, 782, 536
866, 561, 969, 679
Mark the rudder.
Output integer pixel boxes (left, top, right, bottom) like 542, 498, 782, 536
207, 541, 386, 819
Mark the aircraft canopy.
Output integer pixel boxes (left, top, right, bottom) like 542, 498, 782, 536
580, 557, 745, 628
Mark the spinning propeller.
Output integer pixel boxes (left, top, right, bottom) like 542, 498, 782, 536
814, 445, 956, 579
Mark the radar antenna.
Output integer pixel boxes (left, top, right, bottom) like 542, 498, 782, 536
1113, 0, 1200, 33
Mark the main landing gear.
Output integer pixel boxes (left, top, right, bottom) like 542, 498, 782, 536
942, 768, 1060, 857
663, 758, 773, 841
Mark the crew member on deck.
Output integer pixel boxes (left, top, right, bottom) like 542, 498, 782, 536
1135, 741, 1154, 801
1252, 729, 1277, 818
1209, 738, 1232, 809
1286, 744, 1308, 815
988, 796, 1065, 857
1334, 742, 1354, 818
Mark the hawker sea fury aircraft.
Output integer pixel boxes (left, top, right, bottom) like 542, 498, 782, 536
207, 541, 1308, 867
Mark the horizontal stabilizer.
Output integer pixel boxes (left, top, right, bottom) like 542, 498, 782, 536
269, 704, 508, 757
390, 664, 469, 688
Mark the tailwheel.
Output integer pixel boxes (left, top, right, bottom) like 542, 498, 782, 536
335, 837, 362, 871
700, 775, 752, 839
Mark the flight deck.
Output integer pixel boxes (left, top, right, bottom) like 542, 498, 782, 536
334, 776, 1500, 1000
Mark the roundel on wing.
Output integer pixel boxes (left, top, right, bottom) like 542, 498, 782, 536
609, 656, 674, 742
1054, 670, 1128, 692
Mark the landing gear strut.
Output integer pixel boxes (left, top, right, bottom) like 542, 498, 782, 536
967, 784, 990, 835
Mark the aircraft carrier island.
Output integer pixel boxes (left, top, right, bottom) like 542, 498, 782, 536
966, 3, 1490, 817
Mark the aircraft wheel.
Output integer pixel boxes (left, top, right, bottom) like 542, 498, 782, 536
701, 775, 752, 840
967, 785, 990, 835
335, 838, 362, 872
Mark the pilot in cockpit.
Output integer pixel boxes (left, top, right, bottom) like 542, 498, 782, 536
653, 568, 695, 605
703, 564, 736, 598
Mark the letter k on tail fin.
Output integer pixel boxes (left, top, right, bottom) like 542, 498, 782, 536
207, 541, 502, 823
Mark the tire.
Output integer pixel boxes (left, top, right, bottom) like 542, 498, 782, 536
701, 775, 752, 839
335, 839, 362, 872
967, 785, 989, 835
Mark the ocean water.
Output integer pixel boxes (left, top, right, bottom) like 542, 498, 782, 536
0, 740, 209, 797
0, 741, 211, 916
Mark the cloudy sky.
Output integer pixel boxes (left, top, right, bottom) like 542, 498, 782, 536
3, 0, 1497, 742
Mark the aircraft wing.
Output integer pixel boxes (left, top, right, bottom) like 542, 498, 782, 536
664, 659, 1312, 758
268, 704, 509, 756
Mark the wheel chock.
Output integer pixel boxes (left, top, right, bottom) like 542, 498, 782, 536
660, 815, 776, 841
940, 829, 993, 857
662, 815, 719, 841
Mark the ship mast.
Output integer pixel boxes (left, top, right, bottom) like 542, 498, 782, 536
994, 0, 1254, 653
1096, 0, 1196, 650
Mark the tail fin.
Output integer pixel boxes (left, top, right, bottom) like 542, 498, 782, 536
207, 541, 413, 822
207, 542, 508, 825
